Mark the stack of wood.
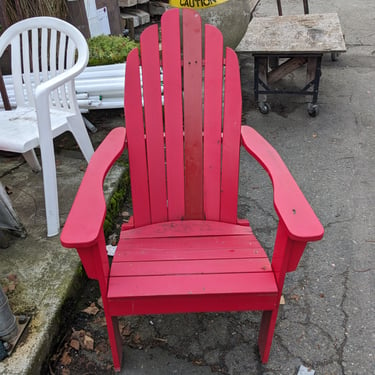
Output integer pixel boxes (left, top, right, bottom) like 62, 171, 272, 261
119, 0, 170, 38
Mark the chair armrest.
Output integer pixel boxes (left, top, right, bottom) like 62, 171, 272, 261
241, 126, 324, 242
61, 127, 126, 248
34, 57, 88, 137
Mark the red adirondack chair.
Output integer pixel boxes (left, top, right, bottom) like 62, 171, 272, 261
61, 8, 324, 372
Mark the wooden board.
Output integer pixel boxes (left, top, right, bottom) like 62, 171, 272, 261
109, 220, 277, 300
241, 13, 346, 54
96, 0, 122, 35
119, 0, 137, 6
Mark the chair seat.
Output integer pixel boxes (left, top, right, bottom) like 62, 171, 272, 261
0, 106, 72, 152
108, 221, 278, 315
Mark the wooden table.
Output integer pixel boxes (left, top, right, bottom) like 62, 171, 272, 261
245, 13, 346, 116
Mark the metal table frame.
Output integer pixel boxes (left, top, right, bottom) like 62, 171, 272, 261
254, 53, 322, 117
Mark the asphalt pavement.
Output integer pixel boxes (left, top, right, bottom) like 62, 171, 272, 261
0, 0, 374, 374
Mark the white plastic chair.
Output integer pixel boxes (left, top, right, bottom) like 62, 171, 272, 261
0, 17, 94, 237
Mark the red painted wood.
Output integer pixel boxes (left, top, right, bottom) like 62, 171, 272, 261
203, 24, 223, 221
61, 9, 325, 371
258, 308, 280, 363
103, 315, 122, 371
161, 9, 185, 220
287, 240, 307, 272
116, 235, 260, 253
108, 273, 277, 299
111, 258, 271, 277
118, 220, 254, 239
60, 127, 126, 248
220, 48, 242, 223
114, 234, 265, 263
183, 9, 204, 219
118, 234, 258, 251
108, 294, 277, 316
124, 49, 151, 227
241, 126, 324, 241
140, 25, 168, 223
114, 245, 264, 262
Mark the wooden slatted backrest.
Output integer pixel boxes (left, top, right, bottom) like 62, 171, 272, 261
124, 8, 242, 228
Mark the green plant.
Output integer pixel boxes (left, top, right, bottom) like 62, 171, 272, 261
87, 35, 139, 66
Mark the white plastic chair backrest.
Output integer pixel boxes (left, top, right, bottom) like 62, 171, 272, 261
0, 17, 88, 113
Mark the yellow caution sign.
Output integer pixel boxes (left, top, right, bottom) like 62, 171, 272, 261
169, 0, 228, 9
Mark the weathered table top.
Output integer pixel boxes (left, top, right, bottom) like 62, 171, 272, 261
239, 13, 346, 54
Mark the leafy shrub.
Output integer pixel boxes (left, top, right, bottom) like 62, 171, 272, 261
87, 35, 139, 66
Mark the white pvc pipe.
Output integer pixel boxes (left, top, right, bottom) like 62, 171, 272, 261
0, 63, 164, 111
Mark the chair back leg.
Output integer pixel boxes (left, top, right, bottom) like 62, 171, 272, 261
22, 150, 41, 172
68, 115, 95, 162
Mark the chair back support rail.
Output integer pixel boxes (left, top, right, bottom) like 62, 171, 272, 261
0, 17, 86, 112
61, 8, 324, 372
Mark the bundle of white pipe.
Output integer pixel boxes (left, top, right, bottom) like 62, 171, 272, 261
0, 63, 163, 112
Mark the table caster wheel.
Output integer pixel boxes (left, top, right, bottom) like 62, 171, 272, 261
307, 103, 319, 117
258, 102, 270, 114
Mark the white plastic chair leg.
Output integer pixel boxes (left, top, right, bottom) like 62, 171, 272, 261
39, 138, 60, 237
22, 150, 42, 172
69, 115, 95, 162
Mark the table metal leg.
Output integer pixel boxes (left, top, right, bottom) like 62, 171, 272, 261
253, 53, 323, 116
306, 55, 322, 116
254, 56, 270, 114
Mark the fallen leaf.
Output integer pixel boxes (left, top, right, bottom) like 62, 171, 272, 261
70, 338, 80, 351
279, 295, 285, 305
60, 351, 72, 366
290, 294, 300, 301
83, 335, 94, 351
121, 323, 132, 337
82, 303, 99, 316
71, 328, 85, 340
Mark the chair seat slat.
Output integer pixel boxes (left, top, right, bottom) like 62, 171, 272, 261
109, 273, 277, 299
